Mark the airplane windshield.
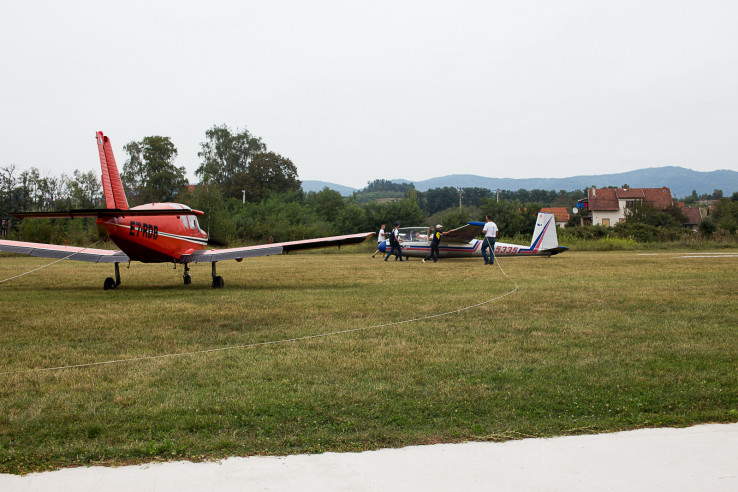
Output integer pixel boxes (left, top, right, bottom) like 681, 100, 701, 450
397, 227, 430, 242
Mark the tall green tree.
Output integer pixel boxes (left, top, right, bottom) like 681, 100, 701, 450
196, 124, 265, 198
624, 200, 657, 224
122, 136, 187, 204
0, 165, 17, 217
64, 170, 101, 209
306, 188, 345, 223
244, 151, 301, 202
421, 187, 457, 215
711, 198, 738, 233
188, 184, 234, 244
379, 195, 426, 227
480, 198, 541, 237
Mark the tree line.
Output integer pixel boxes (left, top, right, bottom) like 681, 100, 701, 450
2, 124, 737, 245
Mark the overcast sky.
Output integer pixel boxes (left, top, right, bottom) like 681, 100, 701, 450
1, 1, 736, 189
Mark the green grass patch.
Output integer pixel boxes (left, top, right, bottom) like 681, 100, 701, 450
1, 250, 737, 473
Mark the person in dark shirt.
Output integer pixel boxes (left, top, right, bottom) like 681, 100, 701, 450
423, 224, 443, 263
384, 222, 404, 261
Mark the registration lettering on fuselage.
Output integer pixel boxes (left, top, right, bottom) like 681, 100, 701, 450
129, 221, 159, 240
495, 245, 518, 254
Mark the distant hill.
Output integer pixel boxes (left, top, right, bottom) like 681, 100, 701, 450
303, 167, 738, 198
399, 167, 738, 198
301, 180, 357, 196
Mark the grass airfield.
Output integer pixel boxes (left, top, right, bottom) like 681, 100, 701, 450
1, 249, 737, 474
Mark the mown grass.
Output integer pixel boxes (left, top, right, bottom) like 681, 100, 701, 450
0, 249, 737, 474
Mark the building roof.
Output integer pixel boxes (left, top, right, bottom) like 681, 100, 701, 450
682, 207, 703, 225
540, 207, 570, 223
588, 187, 673, 211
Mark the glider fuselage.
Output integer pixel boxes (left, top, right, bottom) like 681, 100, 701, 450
378, 213, 568, 259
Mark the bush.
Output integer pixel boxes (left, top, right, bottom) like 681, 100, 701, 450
559, 225, 611, 241
699, 219, 718, 236
12, 218, 98, 246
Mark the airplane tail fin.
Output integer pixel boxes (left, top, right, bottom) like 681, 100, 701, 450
531, 212, 559, 251
96, 131, 129, 210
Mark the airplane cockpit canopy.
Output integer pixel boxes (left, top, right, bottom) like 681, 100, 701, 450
181, 214, 202, 232
396, 227, 431, 243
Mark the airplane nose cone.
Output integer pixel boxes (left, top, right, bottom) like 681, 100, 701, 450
378, 241, 386, 253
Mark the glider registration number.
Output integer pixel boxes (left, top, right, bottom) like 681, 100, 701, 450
129, 221, 159, 239
495, 245, 519, 254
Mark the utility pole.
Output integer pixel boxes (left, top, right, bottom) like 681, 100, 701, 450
496, 189, 500, 203
458, 187, 463, 209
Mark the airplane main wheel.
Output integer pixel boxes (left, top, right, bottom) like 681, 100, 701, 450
103, 277, 117, 290
212, 276, 224, 289
184, 273, 192, 285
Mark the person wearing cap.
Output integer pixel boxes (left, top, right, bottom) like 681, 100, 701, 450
384, 221, 404, 261
481, 215, 498, 265
422, 224, 443, 263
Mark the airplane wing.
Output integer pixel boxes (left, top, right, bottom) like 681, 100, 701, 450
278, 232, 375, 253
179, 232, 375, 263
1, 232, 374, 265
11, 208, 204, 219
0, 239, 130, 263
180, 245, 284, 263
440, 222, 485, 243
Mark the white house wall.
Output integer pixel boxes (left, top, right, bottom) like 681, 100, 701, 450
592, 210, 624, 226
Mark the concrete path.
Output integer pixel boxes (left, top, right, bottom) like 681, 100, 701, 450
2, 423, 736, 491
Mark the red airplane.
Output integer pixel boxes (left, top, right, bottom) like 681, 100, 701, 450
0, 132, 374, 289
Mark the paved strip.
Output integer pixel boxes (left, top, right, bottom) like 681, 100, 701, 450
2, 423, 736, 491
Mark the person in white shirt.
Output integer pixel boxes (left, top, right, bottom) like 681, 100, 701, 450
481, 215, 498, 265
371, 224, 386, 258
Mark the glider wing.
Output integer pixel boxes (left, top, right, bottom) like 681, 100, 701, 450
440, 222, 485, 243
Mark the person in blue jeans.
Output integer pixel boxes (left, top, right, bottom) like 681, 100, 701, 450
481, 215, 498, 265
384, 222, 404, 261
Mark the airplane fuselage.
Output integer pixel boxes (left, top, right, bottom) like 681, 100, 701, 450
97, 203, 207, 263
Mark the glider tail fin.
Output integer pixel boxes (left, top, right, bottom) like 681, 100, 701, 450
531, 212, 559, 251
96, 131, 129, 210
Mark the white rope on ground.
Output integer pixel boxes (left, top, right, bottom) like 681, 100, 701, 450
0, 241, 102, 284
0, 255, 518, 376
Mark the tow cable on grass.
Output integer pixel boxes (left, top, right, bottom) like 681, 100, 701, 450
0, 254, 518, 376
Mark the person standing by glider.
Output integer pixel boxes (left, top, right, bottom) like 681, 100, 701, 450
422, 224, 443, 263
481, 215, 498, 265
384, 222, 404, 262
371, 224, 386, 258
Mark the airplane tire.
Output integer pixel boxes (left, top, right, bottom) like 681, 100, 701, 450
212, 276, 224, 289
103, 277, 117, 290
184, 273, 192, 285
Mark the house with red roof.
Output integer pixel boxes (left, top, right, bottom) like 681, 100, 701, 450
680, 206, 704, 231
540, 207, 571, 228
579, 187, 674, 226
